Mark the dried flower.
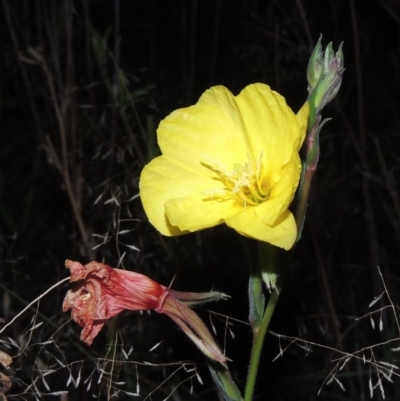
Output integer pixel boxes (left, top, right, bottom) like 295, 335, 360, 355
63, 260, 228, 366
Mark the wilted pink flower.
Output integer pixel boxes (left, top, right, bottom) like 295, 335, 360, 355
63, 260, 228, 366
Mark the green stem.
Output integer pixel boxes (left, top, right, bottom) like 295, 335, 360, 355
295, 166, 315, 242
244, 289, 279, 401
294, 103, 322, 242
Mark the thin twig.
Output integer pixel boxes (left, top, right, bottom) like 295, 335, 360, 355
0, 278, 70, 334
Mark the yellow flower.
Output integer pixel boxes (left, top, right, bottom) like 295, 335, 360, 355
139, 84, 309, 250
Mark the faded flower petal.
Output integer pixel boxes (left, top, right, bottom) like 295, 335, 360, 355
140, 84, 309, 249
63, 260, 164, 345
63, 260, 228, 366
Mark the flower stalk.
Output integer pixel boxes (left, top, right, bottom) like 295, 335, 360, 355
122, 35, 345, 400
243, 37, 344, 401
245, 241, 281, 401
245, 287, 279, 401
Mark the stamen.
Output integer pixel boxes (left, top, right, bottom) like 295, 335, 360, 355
81, 292, 92, 301
202, 153, 270, 208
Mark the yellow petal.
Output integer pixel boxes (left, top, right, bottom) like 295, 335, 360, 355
255, 154, 301, 225
295, 101, 310, 150
157, 86, 248, 172
234, 84, 301, 184
224, 207, 297, 250
140, 156, 241, 235
140, 157, 214, 236
165, 192, 240, 233
140, 159, 186, 236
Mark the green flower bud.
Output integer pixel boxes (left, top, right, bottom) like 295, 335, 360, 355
307, 36, 344, 112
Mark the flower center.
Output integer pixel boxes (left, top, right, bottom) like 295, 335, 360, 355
203, 154, 271, 207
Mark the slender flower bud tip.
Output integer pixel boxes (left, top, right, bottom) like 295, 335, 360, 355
63, 260, 228, 366
306, 35, 323, 89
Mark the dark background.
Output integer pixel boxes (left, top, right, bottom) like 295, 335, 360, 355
1, 0, 400, 400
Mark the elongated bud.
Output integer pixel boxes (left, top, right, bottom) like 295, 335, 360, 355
307, 36, 344, 112
307, 36, 323, 89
